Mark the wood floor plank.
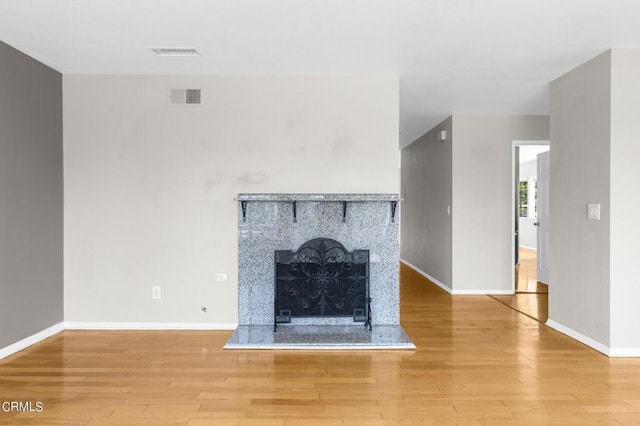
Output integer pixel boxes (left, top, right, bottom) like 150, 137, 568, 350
187, 420, 282, 426
1, 263, 640, 424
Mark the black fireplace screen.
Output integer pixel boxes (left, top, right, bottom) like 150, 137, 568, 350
274, 238, 370, 330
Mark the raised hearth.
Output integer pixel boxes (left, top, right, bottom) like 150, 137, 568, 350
225, 325, 415, 350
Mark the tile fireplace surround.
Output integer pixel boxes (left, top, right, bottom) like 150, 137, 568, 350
224, 193, 415, 350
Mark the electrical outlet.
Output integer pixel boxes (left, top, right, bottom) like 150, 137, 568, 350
587, 203, 601, 220
152, 286, 162, 300
214, 273, 228, 283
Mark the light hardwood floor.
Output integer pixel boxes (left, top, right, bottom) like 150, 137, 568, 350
491, 247, 548, 323
1, 264, 640, 425
514, 248, 547, 294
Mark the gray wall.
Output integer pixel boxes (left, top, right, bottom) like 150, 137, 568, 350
401, 115, 549, 293
549, 49, 640, 353
400, 118, 453, 289
63, 75, 399, 325
0, 42, 63, 347
452, 116, 549, 292
549, 51, 612, 347
608, 50, 640, 351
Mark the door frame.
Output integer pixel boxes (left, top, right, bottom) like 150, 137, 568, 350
510, 140, 550, 293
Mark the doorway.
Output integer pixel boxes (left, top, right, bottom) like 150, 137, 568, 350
501, 142, 550, 322
513, 143, 549, 291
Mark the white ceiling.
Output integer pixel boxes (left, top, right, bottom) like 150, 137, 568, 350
2, 0, 640, 147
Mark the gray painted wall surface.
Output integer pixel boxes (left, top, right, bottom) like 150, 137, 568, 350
549, 51, 611, 346
452, 115, 549, 292
610, 50, 640, 350
0, 42, 63, 347
400, 117, 453, 289
518, 219, 537, 250
63, 75, 399, 324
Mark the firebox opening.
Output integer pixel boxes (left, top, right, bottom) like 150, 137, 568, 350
274, 238, 371, 332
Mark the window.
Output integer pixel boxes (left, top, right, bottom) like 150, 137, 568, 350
519, 178, 538, 218
519, 181, 528, 217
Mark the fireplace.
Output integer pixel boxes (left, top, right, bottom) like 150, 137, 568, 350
274, 237, 371, 330
224, 193, 415, 349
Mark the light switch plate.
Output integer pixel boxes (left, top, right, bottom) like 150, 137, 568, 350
587, 203, 601, 221
152, 286, 162, 300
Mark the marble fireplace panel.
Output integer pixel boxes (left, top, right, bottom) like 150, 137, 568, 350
237, 194, 400, 327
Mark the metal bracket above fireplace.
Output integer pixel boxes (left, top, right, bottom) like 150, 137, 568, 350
241, 201, 248, 222
292, 201, 297, 223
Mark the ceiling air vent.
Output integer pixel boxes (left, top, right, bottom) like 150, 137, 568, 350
169, 88, 202, 105
150, 47, 199, 57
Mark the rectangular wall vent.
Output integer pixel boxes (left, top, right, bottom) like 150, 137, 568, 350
150, 47, 199, 57
169, 88, 202, 105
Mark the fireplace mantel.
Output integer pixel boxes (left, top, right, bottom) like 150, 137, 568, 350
236, 193, 399, 202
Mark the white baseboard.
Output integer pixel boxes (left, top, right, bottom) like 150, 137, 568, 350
400, 259, 452, 294
400, 259, 513, 295
545, 319, 640, 357
518, 245, 537, 251
64, 322, 237, 331
545, 318, 610, 356
608, 347, 640, 357
0, 322, 64, 360
1, 322, 237, 360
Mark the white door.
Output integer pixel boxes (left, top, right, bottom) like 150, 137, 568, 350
536, 151, 550, 284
